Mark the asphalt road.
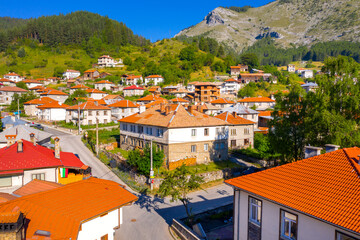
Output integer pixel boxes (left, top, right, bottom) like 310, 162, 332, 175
44, 126, 234, 240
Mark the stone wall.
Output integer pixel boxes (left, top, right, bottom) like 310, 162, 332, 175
169, 157, 196, 171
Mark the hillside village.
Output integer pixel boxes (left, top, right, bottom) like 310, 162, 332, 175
0, 2, 360, 240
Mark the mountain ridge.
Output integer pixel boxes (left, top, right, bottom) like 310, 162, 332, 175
175, 0, 360, 52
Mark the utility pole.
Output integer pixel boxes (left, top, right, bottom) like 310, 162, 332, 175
17, 98, 20, 119
150, 139, 153, 191
78, 107, 81, 134
96, 118, 99, 157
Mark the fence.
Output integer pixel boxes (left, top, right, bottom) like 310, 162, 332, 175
171, 219, 204, 240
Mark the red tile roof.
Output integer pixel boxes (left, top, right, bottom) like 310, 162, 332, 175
126, 75, 142, 80
70, 84, 90, 89
225, 78, 238, 82
99, 55, 113, 59
145, 99, 168, 108
108, 100, 138, 108
210, 98, 235, 104
146, 75, 163, 78
0, 86, 27, 92
171, 98, 189, 103
136, 94, 165, 102
0, 78, 15, 83
0, 177, 138, 239
13, 179, 62, 197
4, 73, 19, 76
0, 210, 21, 223
95, 80, 113, 84
238, 97, 275, 103
22, 79, 42, 84
102, 94, 122, 100
24, 97, 56, 105
0, 140, 86, 173
258, 111, 273, 117
225, 148, 360, 233
123, 85, 144, 90
0, 193, 17, 203
215, 112, 255, 125
67, 101, 110, 110
37, 102, 69, 109
65, 69, 80, 73
84, 69, 97, 73
86, 88, 106, 94
41, 89, 67, 96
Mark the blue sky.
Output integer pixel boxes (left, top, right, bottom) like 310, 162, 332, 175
1, 0, 273, 41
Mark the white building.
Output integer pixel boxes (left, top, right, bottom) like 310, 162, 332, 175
287, 64, 296, 72
144, 75, 164, 86
94, 80, 115, 91
125, 75, 143, 86
86, 88, 108, 100
63, 69, 81, 80
108, 100, 145, 121
22, 79, 43, 89
123, 85, 145, 97
226, 146, 360, 240
223, 79, 241, 95
97, 55, 123, 68
187, 82, 199, 92
238, 97, 275, 111
3, 72, 23, 82
40, 89, 68, 104
36, 101, 69, 121
0, 86, 28, 105
301, 70, 314, 79
66, 101, 111, 125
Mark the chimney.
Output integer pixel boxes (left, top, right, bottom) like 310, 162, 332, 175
325, 144, 340, 153
197, 105, 202, 113
188, 105, 195, 115
54, 137, 60, 159
30, 133, 36, 145
232, 112, 237, 118
5, 135, 16, 147
304, 146, 322, 159
160, 103, 165, 113
17, 140, 23, 153
165, 106, 171, 115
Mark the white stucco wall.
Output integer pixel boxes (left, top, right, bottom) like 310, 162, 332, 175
77, 208, 121, 240
23, 168, 57, 185
234, 190, 360, 240
168, 126, 228, 144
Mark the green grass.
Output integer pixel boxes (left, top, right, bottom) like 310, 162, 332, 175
109, 148, 129, 159
57, 121, 118, 130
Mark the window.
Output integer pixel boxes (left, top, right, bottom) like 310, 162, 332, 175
88, 111, 92, 116
122, 108, 125, 113
249, 197, 262, 225
0, 176, 12, 187
191, 129, 197, 136
244, 139, 250, 146
336, 231, 358, 240
32, 173, 45, 181
231, 129, 236, 136
157, 128, 163, 137
280, 210, 298, 240
88, 120, 92, 125
204, 144, 208, 151
104, 119, 107, 124
204, 128, 209, 136
122, 124, 128, 131
231, 140, 236, 147
221, 127, 225, 134
96, 111, 100, 116
191, 145, 197, 152
104, 111, 108, 116
244, 128, 250, 135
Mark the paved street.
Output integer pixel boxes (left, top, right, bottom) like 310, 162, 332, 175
44, 126, 234, 240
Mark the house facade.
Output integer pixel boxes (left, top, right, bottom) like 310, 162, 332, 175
69, 84, 90, 94
194, 82, 220, 103
144, 75, 164, 86
83, 70, 100, 80
219, 104, 260, 127
230, 64, 248, 76
22, 80, 43, 89
86, 88, 108, 100
119, 104, 229, 165
36, 102, 69, 121
66, 101, 111, 125
125, 75, 143, 86
0, 86, 28, 105
223, 79, 241, 95
24, 97, 56, 116
226, 147, 360, 240
238, 97, 275, 111
0, 78, 16, 86
210, 98, 235, 109
287, 64, 296, 72
3, 72, 23, 82
108, 100, 143, 121
97, 55, 123, 68
63, 69, 80, 80
94, 80, 115, 90
40, 89, 68, 103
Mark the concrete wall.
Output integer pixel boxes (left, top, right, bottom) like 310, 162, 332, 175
228, 124, 254, 149
123, 89, 144, 96
23, 168, 57, 185
66, 109, 111, 125
24, 104, 38, 116
90, 93, 107, 100
233, 190, 360, 240
39, 108, 67, 121
78, 208, 121, 240
168, 126, 228, 144
111, 107, 139, 121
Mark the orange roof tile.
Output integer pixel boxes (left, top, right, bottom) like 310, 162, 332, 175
0, 193, 17, 203
210, 98, 235, 104
225, 148, 360, 233
108, 100, 138, 108
24, 97, 56, 105
171, 98, 189, 103
238, 97, 275, 103
70, 84, 90, 89
126, 75, 142, 80
37, 102, 69, 109
41, 89, 67, 96
95, 80, 113, 84
102, 95, 122, 100
0, 177, 138, 239
67, 101, 110, 110
258, 111, 273, 117
145, 99, 168, 108
0, 78, 15, 83
13, 179, 62, 197
215, 112, 255, 125
225, 78, 238, 82
22, 79, 42, 84
0, 210, 21, 223
84, 69, 97, 73
4, 72, 20, 76
86, 88, 106, 94
0, 86, 27, 92
119, 104, 227, 128
146, 75, 163, 78
136, 94, 165, 102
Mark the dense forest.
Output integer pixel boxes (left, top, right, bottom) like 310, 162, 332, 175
243, 38, 360, 66
0, 17, 28, 30
0, 11, 149, 52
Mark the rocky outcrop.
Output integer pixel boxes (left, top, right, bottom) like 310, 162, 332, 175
205, 10, 224, 26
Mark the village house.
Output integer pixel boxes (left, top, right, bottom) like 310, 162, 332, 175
187, 81, 199, 92
66, 101, 111, 125
194, 82, 220, 103
169, 88, 190, 98
24, 97, 56, 116
0, 177, 137, 240
66, 78, 82, 88
0, 125, 52, 148
99, 72, 112, 79
40, 89, 68, 103
239, 73, 272, 84
162, 85, 179, 95
94, 80, 115, 91
136, 94, 166, 105
119, 104, 229, 166
170, 98, 189, 105
69, 84, 90, 94
222, 78, 241, 95
144, 75, 164, 86
219, 104, 260, 127
63, 69, 81, 80
196, 103, 221, 116
238, 97, 275, 111
3, 72, 24, 82
257, 110, 273, 134
230, 64, 249, 76
22, 79, 43, 89
148, 86, 161, 95
1, 116, 27, 130
226, 146, 360, 240
36, 101, 69, 121
123, 85, 145, 97
215, 112, 255, 149
102, 94, 123, 105
0, 78, 16, 87
287, 64, 296, 72
97, 55, 123, 68
83, 69, 100, 80
46, 77, 60, 84
301, 82, 319, 93
108, 100, 144, 121
125, 75, 143, 86
210, 98, 235, 108
0, 86, 28, 105
86, 88, 108, 100
0, 138, 90, 193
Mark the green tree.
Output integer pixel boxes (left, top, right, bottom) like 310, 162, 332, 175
240, 53, 259, 68
16, 81, 28, 90
64, 89, 88, 105
17, 47, 26, 58
127, 145, 164, 175
53, 66, 65, 78
159, 164, 204, 221
8, 92, 37, 112
238, 82, 257, 98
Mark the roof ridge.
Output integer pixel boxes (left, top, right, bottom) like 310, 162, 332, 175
343, 148, 360, 178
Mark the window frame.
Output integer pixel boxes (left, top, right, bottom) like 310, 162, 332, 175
31, 173, 45, 181
248, 197, 262, 226
279, 209, 298, 240
335, 231, 359, 240
191, 145, 197, 153
204, 128, 209, 136
204, 143, 209, 151
191, 129, 197, 137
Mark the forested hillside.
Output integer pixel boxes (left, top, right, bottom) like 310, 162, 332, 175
0, 11, 149, 51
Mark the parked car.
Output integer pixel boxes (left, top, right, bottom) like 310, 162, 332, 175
29, 123, 44, 131
242, 166, 261, 176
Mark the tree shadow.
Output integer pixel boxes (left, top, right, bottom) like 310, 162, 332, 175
133, 191, 167, 213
